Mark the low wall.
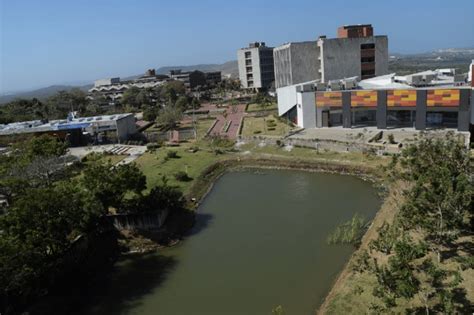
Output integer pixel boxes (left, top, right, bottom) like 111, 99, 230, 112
107, 210, 169, 231
238, 135, 395, 154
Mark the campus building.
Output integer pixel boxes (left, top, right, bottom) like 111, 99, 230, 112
277, 71, 473, 132
237, 42, 275, 90
273, 24, 388, 88
0, 112, 137, 145
89, 69, 170, 104
169, 69, 222, 89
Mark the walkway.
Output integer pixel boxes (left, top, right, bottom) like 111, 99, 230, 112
207, 104, 246, 139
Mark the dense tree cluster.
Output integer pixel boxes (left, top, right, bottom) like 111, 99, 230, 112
0, 135, 185, 314
354, 133, 472, 313
0, 80, 201, 126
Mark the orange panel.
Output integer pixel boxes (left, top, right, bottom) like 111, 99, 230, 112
315, 92, 342, 108
387, 90, 416, 107
351, 91, 377, 107
427, 89, 459, 107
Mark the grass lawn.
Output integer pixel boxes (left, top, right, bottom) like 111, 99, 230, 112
133, 139, 389, 197
134, 144, 225, 195
194, 118, 215, 139
238, 142, 388, 170
241, 114, 293, 137
246, 102, 278, 112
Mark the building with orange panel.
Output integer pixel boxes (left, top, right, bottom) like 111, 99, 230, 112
427, 89, 460, 107
351, 91, 377, 107
315, 92, 342, 107
387, 90, 417, 107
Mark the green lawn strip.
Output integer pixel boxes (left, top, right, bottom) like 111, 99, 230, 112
246, 102, 278, 112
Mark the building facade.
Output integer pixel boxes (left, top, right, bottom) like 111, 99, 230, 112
237, 42, 275, 90
278, 83, 473, 132
0, 113, 137, 144
273, 24, 388, 89
89, 70, 170, 104
273, 41, 320, 89
169, 70, 222, 89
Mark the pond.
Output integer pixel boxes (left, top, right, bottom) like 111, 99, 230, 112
81, 169, 381, 315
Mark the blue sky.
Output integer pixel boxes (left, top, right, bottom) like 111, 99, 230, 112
1, 0, 473, 93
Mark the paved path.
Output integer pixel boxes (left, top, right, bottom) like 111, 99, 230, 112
208, 104, 246, 139
68, 144, 147, 161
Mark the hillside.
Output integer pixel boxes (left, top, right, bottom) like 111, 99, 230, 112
0, 84, 92, 104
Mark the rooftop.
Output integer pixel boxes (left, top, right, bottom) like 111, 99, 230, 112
0, 113, 134, 136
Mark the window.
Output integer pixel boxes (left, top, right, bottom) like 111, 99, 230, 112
245, 51, 251, 58
361, 43, 375, 50
361, 57, 375, 63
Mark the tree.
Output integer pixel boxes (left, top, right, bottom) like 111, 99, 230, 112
160, 81, 185, 104
80, 161, 146, 211
175, 96, 189, 110
16, 134, 68, 161
121, 86, 141, 109
395, 133, 472, 262
0, 98, 48, 123
156, 106, 183, 130
142, 105, 159, 122
46, 89, 88, 118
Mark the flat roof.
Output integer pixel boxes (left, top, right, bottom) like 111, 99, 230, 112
0, 113, 134, 136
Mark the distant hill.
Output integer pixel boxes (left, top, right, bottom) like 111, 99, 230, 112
0, 84, 92, 104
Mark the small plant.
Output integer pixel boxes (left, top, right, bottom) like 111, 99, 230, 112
166, 150, 179, 159
253, 130, 262, 134
189, 146, 199, 153
387, 133, 396, 144
174, 171, 192, 182
268, 127, 276, 131
327, 213, 367, 246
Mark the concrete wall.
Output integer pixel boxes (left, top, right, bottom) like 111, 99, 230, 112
273, 44, 293, 88
320, 36, 388, 82
116, 114, 137, 141
277, 84, 298, 116
297, 92, 316, 128
274, 42, 319, 88
107, 210, 169, 231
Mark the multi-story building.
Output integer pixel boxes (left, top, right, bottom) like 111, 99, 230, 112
318, 25, 388, 82
169, 70, 222, 89
237, 42, 275, 90
273, 24, 388, 88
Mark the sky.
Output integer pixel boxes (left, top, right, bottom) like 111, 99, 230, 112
1, 0, 473, 94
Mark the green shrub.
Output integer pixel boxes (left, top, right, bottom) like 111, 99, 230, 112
174, 171, 192, 182
166, 150, 179, 159
267, 127, 276, 131
253, 130, 262, 134
387, 134, 396, 144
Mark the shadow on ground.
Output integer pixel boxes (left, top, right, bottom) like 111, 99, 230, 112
74, 253, 177, 315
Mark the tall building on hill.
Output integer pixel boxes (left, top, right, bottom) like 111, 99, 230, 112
237, 42, 275, 90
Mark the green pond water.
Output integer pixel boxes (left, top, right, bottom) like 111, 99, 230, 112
82, 170, 381, 315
